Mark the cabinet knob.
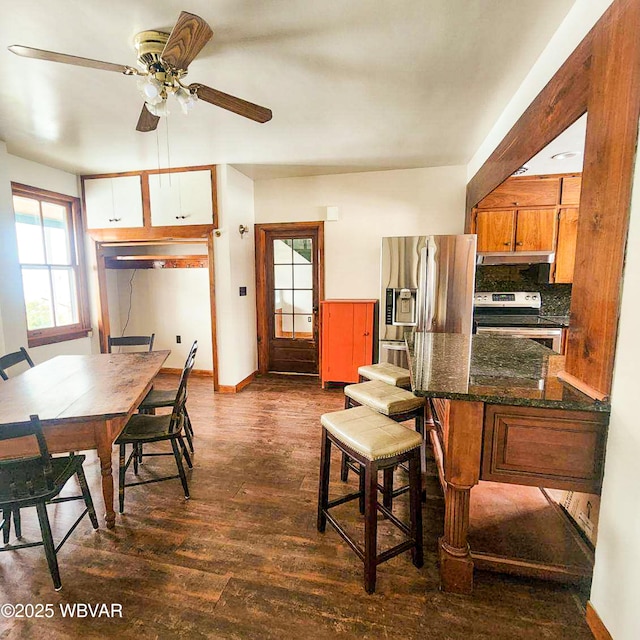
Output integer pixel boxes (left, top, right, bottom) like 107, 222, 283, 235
516, 241, 523, 246
513, 201, 519, 206
503, 242, 511, 246
175, 215, 188, 220
363, 332, 370, 336
108, 218, 121, 223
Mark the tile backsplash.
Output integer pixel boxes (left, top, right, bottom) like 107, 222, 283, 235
475, 265, 572, 316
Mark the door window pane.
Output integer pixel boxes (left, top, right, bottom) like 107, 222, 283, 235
293, 314, 313, 337
51, 267, 78, 325
274, 312, 293, 338
292, 238, 312, 262
274, 264, 293, 289
22, 268, 54, 330
273, 239, 293, 264
293, 264, 313, 288
293, 290, 313, 315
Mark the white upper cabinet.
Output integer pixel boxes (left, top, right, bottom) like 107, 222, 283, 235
84, 176, 144, 229
148, 170, 214, 227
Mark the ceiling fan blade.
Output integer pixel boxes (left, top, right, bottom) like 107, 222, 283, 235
161, 12, 213, 70
189, 84, 272, 123
136, 104, 160, 132
8, 45, 137, 75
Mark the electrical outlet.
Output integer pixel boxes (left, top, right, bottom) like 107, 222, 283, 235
176, 335, 181, 344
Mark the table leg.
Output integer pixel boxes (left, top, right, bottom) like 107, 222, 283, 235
439, 484, 474, 594
437, 400, 484, 594
95, 421, 116, 529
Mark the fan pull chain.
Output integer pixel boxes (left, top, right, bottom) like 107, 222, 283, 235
165, 116, 172, 188
155, 126, 161, 187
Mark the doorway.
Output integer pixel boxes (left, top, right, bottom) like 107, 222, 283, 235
255, 222, 324, 374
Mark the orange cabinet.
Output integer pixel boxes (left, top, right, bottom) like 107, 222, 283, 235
320, 300, 377, 388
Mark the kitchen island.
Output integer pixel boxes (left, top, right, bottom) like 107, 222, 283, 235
407, 332, 609, 594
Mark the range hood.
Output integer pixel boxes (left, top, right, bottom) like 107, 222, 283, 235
476, 251, 555, 266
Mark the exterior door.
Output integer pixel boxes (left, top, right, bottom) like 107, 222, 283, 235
255, 222, 324, 374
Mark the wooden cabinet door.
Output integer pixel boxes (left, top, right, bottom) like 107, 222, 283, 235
477, 176, 560, 209
149, 170, 214, 226
321, 300, 375, 386
475, 210, 515, 252
84, 176, 144, 229
560, 176, 582, 205
514, 209, 557, 251
554, 208, 579, 283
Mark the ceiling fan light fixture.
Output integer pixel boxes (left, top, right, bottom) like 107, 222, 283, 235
146, 99, 170, 117
175, 87, 197, 114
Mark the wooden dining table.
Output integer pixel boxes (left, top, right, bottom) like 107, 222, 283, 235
0, 350, 169, 528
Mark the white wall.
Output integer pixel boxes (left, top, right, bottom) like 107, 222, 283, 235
112, 266, 212, 370
254, 165, 468, 299
0, 145, 95, 363
469, 1, 639, 637
589, 149, 640, 640
214, 165, 258, 386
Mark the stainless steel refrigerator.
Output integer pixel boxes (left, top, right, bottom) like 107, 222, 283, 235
379, 235, 477, 365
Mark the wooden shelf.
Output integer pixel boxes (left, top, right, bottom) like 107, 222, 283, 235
468, 481, 594, 583
104, 255, 208, 270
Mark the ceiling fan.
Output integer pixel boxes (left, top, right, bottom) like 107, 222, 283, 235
8, 11, 273, 132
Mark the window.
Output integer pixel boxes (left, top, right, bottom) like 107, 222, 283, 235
12, 183, 91, 347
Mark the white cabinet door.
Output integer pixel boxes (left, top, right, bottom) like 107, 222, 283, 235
84, 176, 144, 229
149, 170, 214, 226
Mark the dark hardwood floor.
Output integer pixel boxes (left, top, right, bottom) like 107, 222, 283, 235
0, 374, 593, 639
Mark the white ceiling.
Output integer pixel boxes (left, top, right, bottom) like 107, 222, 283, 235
524, 114, 586, 176
0, 0, 577, 180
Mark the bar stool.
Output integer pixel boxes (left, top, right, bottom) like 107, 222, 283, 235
340, 380, 426, 506
317, 405, 423, 593
357, 363, 411, 388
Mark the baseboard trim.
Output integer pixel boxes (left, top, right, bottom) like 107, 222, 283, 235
218, 371, 257, 394
586, 602, 613, 640
160, 367, 213, 378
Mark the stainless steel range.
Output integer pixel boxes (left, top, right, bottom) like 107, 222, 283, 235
473, 291, 565, 352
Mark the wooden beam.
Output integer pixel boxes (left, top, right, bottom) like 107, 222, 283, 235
465, 34, 592, 228
566, 0, 640, 395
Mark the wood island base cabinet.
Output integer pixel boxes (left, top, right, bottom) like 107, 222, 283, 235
429, 399, 608, 594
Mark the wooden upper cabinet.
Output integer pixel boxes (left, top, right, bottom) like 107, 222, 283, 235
477, 176, 560, 209
149, 170, 215, 227
475, 210, 515, 252
560, 176, 582, 205
554, 208, 580, 283
82, 165, 218, 240
84, 176, 144, 229
515, 209, 557, 251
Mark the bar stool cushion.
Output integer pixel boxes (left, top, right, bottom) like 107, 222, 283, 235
321, 406, 422, 461
344, 380, 425, 416
357, 363, 411, 387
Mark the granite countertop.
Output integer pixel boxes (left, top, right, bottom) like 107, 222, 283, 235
407, 332, 609, 412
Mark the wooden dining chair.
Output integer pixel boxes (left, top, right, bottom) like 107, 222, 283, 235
0, 346, 35, 381
138, 341, 198, 453
0, 415, 99, 591
107, 334, 155, 353
0, 346, 37, 540
115, 344, 196, 513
